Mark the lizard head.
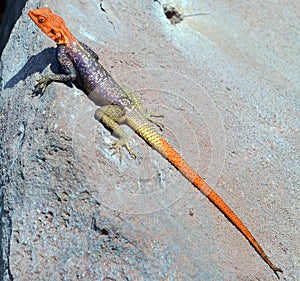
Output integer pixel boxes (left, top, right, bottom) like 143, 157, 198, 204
28, 7, 76, 45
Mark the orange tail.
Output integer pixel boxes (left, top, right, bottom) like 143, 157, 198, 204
128, 113, 282, 275
157, 137, 282, 275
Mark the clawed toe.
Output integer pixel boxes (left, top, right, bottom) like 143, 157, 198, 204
32, 76, 50, 96
145, 109, 164, 119
149, 118, 164, 130
145, 110, 164, 130
111, 139, 137, 161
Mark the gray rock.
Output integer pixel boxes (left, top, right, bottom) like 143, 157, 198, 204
0, 0, 27, 57
0, 0, 298, 280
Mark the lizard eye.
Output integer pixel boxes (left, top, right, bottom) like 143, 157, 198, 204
38, 17, 45, 23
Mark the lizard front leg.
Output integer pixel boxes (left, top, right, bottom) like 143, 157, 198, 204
95, 105, 137, 160
34, 45, 77, 95
34, 73, 77, 94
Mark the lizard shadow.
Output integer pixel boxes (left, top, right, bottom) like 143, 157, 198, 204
4, 47, 73, 90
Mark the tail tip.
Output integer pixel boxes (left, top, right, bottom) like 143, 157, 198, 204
272, 266, 283, 278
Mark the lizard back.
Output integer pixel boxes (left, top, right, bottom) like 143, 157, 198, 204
58, 41, 133, 108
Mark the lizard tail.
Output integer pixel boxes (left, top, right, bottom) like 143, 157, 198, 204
127, 113, 282, 275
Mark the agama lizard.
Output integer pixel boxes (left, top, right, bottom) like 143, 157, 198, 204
28, 7, 283, 276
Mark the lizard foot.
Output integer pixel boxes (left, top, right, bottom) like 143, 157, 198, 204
33, 75, 51, 96
111, 139, 137, 161
145, 110, 164, 130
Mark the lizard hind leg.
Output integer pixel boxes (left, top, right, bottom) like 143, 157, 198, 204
144, 110, 164, 131
124, 88, 164, 130
95, 106, 137, 160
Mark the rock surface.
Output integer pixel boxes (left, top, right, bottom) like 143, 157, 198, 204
0, 0, 27, 57
0, 0, 298, 280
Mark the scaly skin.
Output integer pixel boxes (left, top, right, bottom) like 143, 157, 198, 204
28, 7, 283, 276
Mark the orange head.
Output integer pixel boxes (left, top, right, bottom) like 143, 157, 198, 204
28, 7, 76, 45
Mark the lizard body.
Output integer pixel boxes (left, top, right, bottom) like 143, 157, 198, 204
28, 7, 282, 275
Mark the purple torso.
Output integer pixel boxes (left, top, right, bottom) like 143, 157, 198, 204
57, 42, 132, 108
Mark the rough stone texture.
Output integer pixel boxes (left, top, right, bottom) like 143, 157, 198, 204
0, 0, 298, 280
0, 0, 27, 56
